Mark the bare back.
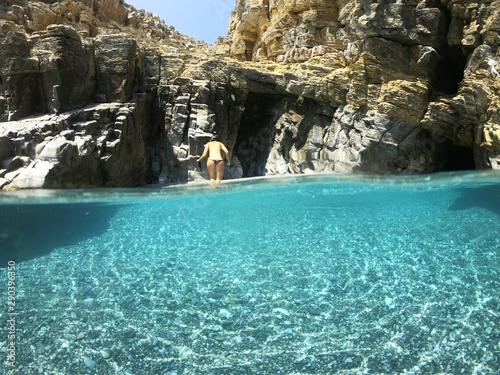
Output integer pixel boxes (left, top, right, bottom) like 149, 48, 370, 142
206, 141, 227, 160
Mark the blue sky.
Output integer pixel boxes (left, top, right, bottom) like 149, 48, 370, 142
125, 0, 234, 43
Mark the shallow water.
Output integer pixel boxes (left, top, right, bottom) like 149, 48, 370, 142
1, 172, 500, 374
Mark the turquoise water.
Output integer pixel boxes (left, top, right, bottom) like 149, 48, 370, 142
1, 172, 500, 374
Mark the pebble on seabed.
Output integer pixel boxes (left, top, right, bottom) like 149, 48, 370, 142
219, 308, 232, 318
83, 357, 96, 369
100, 349, 112, 359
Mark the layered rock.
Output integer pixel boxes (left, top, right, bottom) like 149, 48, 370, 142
1, 0, 500, 190
224, 0, 500, 170
0, 100, 151, 189
0, 0, 203, 119
154, 67, 446, 180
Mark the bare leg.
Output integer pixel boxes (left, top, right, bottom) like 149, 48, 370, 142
206, 159, 216, 186
215, 161, 225, 185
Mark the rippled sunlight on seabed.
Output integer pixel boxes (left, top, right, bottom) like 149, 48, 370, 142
1, 172, 500, 374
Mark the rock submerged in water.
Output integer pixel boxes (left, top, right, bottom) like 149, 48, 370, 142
100, 349, 112, 359
219, 308, 232, 319
83, 357, 96, 369
384, 296, 396, 309
273, 308, 290, 316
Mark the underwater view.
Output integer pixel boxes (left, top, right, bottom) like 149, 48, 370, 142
1, 171, 500, 375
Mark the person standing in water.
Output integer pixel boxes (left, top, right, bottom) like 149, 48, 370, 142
197, 135, 231, 186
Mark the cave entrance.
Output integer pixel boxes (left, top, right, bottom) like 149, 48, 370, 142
442, 142, 476, 171
234, 92, 290, 177
434, 46, 467, 95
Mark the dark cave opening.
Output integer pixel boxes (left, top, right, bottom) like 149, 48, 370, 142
430, 2, 468, 96
234, 93, 290, 177
442, 142, 476, 171
433, 45, 467, 95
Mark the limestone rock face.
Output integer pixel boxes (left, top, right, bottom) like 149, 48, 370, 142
0, 0, 201, 121
2, 0, 125, 36
94, 33, 142, 102
153, 71, 445, 180
0, 101, 150, 189
154, 78, 247, 183
1, 0, 500, 189
227, 1, 448, 63
228, 0, 342, 63
0, 23, 96, 120
223, 0, 500, 171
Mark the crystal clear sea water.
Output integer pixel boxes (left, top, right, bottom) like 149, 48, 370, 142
1, 171, 500, 375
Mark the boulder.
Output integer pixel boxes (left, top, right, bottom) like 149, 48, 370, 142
0, 102, 149, 189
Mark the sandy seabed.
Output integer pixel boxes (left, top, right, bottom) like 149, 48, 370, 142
2, 177, 500, 374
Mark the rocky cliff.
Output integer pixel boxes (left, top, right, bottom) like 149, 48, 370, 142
1, 0, 499, 189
